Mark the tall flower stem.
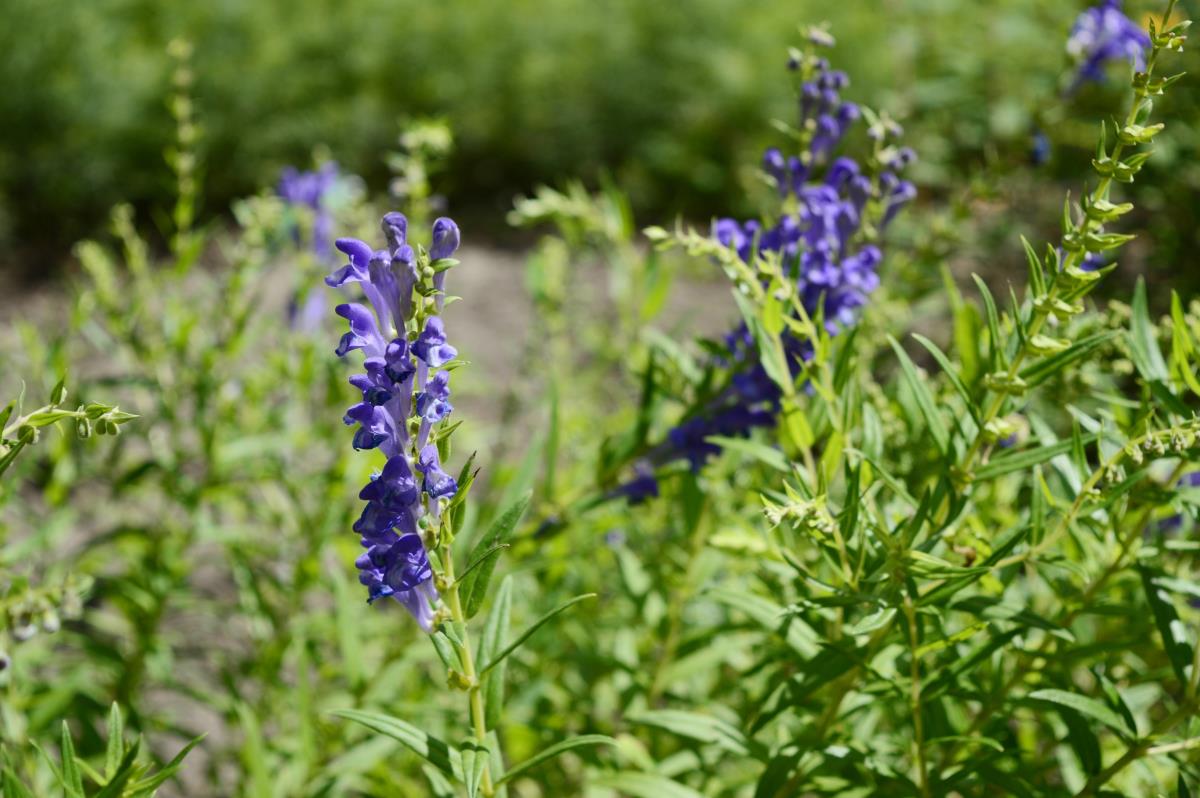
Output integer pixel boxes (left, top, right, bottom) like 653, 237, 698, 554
442, 551, 495, 797
938, 0, 1179, 528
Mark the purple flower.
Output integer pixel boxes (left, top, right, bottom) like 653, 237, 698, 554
1067, 0, 1150, 89
614, 462, 660, 505
278, 162, 339, 258
1031, 130, 1052, 166
329, 212, 466, 628
416, 371, 453, 424
416, 445, 458, 500
430, 218, 461, 261
280, 164, 340, 331
413, 317, 458, 367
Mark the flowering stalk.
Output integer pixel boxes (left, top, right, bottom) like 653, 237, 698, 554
638, 27, 915, 492
329, 212, 510, 793
950, 0, 1187, 494
328, 212, 461, 626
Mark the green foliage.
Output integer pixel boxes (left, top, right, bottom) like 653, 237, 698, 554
3, 2, 1200, 796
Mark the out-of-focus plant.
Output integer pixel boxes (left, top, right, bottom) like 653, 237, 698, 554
1, 704, 197, 797
388, 119, 454, 231
0, 379, 133, 481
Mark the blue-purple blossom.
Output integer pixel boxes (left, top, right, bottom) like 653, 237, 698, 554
1031, 130, 1052, 166
416, 372, 454, 423
413, 317, 458, 367
613, 462, 660, 505
617, 40, 914, 498
279, 162, 339, 258
430, 218, 461, 261
281, 163, 341, 330
329, 212, 464, 629
416, 445, 459, 502
1067, 0, 1150, 89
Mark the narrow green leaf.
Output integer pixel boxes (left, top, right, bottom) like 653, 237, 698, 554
2, 767, 35, 798
127, 737, 204, 796
628, 710, 750, 755
1171, 291, 1200, 398
974, 434, 1098, 480
1129, 277, 1170, 382
93, 740, 140, 798
1021, 235, 1046, 296
461, 741, 488, 798
496, 735, 616, 786
334, 709, 463, 779
708, 586, 819, 657
912, 333, 981, 426
888, 335, 950, 456
1028, 689, 1131, 736
1019, 331, 1118, 389
105, 703, 123, 780
972, 274, 1005, 369
480, 576, 513, 729
705, 435, 789, 472
459, 492, 531, 619
590, 772, 705, 798
1139, 567, 1195, 686
60, 722, 85, 798
478, 594, 596, 675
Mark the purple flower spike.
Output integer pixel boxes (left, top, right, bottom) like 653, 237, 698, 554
642, 43, 913, 494
328, 212, 465, 627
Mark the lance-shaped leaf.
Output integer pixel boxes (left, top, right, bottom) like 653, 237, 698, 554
459, 492, 531, 619
1028, 689, 1132, 737
1129, 277, 1170, 383
1139, 566, 1195, 686
334, 709, 463, 779
478, 594, 596, 675
888, 335, 950, 457
627, 710, 754, 756
974, 434, 1098, 480
480, 576, 513, 729
496, 735, 617, 786
590, 772, 706, 798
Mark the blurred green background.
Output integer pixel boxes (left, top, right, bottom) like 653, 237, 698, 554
1, 0, 1197, 289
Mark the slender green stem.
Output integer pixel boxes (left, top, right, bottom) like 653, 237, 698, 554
903, 592, 931, 798
942, 5, 1173, 522
442, 552, 495, 797
648, 502, 709, 705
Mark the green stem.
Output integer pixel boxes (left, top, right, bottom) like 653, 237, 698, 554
442, 552, 495, 797
648, 502, 709, 705
903, 592, 931, 798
